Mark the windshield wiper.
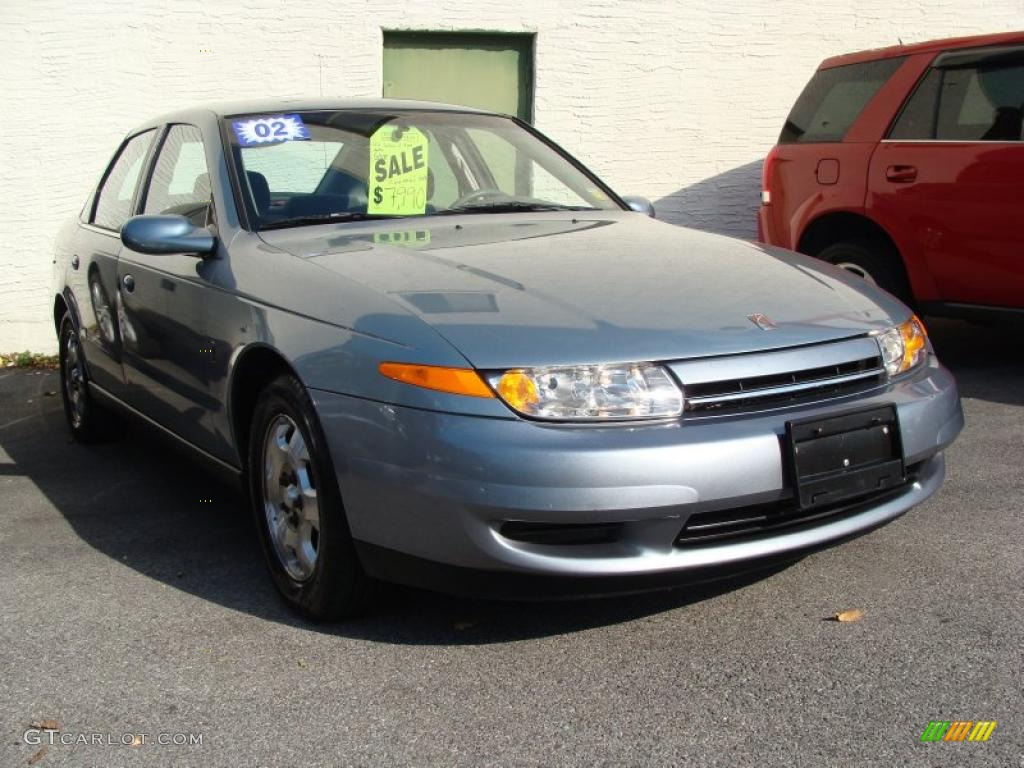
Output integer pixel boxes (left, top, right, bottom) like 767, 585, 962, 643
260, 202, 598, 229
259, 211, 398, 230
435, 201, 599, 216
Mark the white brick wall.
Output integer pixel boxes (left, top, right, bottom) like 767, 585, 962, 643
2, 0, 1021, 352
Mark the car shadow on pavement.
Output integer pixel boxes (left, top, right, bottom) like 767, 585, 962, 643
923, 316, 1024, 407
0, 369, 791, 645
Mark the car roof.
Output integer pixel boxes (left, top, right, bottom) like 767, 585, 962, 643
820, 30, 1024, 69
128, 98, 496, 135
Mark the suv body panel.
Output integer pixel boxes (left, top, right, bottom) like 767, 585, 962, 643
759, 33, 1024, 311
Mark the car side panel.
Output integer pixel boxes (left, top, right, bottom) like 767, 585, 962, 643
58, 127, 163, 400
761, 143, 877, 251
868, 150, 1024, 307
869, 141, 1024, 306
117, 248, 222, 451
68, 225, 128, 396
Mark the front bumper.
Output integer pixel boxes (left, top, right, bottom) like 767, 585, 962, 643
312, 356, 963, 596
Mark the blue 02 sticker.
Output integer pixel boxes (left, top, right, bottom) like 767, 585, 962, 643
232, 114, 311, 146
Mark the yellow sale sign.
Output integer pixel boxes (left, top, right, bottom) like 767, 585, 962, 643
368, 125, 429, 215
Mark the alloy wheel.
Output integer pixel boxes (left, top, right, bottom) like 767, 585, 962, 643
261, 414, 321, 581
63, 331, 87, 429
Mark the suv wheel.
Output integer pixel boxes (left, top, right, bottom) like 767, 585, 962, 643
58, 314, 117, 442
818, 239, 910, 302
248, 374, 372, 620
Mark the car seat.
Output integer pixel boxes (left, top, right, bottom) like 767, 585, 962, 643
981, 106, 1023, 141
246, 171, 271, 216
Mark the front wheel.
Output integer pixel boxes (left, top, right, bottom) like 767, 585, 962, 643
247, 374, 373, 620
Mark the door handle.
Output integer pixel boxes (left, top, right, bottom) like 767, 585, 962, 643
122, 274, 135, 293
885, 165, 917, 183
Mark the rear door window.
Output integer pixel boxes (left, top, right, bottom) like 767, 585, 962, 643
936, 62, 1024, 141
92, 130, 156, 230
890, 49, 1024, 141
780, 58, 904, 144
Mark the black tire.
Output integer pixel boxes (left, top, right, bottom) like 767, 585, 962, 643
818, 239, 911, 302
58, 314, 117, 443
247, 374, 372, 620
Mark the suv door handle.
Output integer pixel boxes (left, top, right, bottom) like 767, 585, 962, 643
885, 165, 918, 183
122, 274, 135, 293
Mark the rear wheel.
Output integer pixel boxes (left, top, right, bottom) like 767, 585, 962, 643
58, 314, 117, 443
818, 239, 910, 302
247, 374, 373, 620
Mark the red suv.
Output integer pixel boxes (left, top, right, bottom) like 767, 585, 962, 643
759, 32, 1024, 318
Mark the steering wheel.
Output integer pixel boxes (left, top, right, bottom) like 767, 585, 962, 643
451, 188, 507, 208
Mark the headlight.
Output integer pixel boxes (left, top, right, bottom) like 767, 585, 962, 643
875, 315, 928, 377
488, 363, 683, 421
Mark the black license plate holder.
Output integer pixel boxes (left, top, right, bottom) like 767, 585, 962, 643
786, 404, 905, 510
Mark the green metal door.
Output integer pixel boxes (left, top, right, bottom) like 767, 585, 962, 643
383, 32, 534, 121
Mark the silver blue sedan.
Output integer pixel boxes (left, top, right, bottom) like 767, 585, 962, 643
52, 99, 963, 619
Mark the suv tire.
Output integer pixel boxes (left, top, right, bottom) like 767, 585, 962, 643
819, 239, 910, 302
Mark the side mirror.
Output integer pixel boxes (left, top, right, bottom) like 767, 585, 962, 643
621, 196, 656, 218
120, 215, 216, 257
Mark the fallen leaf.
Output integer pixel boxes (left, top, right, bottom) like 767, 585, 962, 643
297, 659, 308, 669
30, 720, 59, 731
43, 391, 57, 397
833, 609, 865, 623
453, 621, 476, 631
129, 734, 143, 747
27, 746, 48, 764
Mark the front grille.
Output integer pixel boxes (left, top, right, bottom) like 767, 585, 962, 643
667, 337, 888, 417
684, 355, 886, 414
675, 463, 920, 547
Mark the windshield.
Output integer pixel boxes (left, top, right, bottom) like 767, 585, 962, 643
223, 110, 622, 229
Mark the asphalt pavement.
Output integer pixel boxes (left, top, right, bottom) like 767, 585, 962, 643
0, 317, 1021, 767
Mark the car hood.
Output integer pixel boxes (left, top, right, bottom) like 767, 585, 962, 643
258, 212, 908, 369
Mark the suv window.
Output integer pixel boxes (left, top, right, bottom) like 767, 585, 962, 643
889, 69, 943, 140
890, 53, 1024, 141
937, 62, 1024, 141
143, 125, 212, 225
780, 58, 905, 144
92, 130, 155, 230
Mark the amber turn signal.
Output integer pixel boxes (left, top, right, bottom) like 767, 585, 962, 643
899, 315, 927, 373
378, 362, 495, 398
